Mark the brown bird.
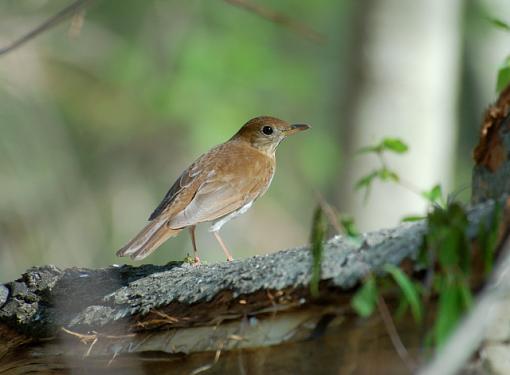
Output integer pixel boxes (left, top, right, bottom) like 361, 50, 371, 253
116, 116, 310, 262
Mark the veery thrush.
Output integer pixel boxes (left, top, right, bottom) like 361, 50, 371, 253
116, 116, 310, 262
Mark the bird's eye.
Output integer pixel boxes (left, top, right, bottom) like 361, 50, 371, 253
262, 126, 273, 135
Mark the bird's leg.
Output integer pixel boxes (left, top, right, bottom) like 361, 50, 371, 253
188, 226, 201, 265
212, 231, 234, 261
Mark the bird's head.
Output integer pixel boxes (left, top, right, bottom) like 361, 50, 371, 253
232, 116, 310, 155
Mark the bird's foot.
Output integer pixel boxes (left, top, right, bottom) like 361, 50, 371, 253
226, 256, 233, 262
192, 256, 202, 266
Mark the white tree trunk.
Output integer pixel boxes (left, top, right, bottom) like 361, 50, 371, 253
341, 0, 462, 231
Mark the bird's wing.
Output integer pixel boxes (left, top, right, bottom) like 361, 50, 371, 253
168, 147, 274, 229
148, 146, 223, 221
148, 163, 200, 221
167, 173, 262, 229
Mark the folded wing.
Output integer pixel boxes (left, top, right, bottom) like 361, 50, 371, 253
168, 172, 263, 229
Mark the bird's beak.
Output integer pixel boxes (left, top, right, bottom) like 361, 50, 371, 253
284, 123, 311, 136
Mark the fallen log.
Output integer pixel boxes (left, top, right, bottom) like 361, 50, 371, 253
2, 96, 510, 375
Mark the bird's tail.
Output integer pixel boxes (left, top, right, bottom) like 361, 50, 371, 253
116, 217, 181, 261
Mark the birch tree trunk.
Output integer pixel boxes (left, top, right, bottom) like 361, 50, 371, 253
340, 0, 463, 231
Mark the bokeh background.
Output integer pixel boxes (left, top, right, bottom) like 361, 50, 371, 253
0, 0, 508, 282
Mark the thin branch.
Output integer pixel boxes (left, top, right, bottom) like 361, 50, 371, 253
84, 337, 98, 357
224, 0, 326, 44
315, 192, 343, 235
190, 342, 224, 375
0, 0, 93, 57
377, 295, 417, 373
61, 327, 135, 342
0, 0, 325, 56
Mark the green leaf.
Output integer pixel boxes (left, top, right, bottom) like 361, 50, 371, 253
459, 280, 473, 310
384, 264, 423, 323
422, 184, 443, 205
434, 276, 465, 348
488, 17, 510, 32
401, 215, 425, 222
382, 138, 409, 154
309, 206, 327, 298
426, 202, 469, 272
183, 254, 195, 264
478, 202, 502, 275
394, 297, 409, 321
355, 171, 379, 202
351, 276, 378, 317
378, 168, 400, 182
416, 244, 430, 269
357, 138, 409, 155
340, 215, 360, 238
497, 56, 510, 93
355, 171, 378, 190
497, 66, 510, 93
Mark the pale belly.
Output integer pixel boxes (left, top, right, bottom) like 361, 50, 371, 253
208, 201, 253, 232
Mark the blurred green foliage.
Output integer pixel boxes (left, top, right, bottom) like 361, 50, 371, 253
477, 202, 502, 275
352, 199, 501, 350
487, 17, 510, 92
488, 17, 510, 32
496, 56, 510, 93
355, 137, 408, 200
0, 0, 502, 282
351, 274, 377, 318
423, 202, 472, 348
383, 264, 423, 324
0, 0, 348, 281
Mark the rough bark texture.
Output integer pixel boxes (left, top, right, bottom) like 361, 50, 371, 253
0, 200, 497, 336
0, 198, 504, 374
472, 85, 510, 204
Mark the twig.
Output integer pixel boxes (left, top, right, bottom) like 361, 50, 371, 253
190, 342, 223, 375
61, 327, 135, 341
84, 337, 98, 357
316, 192, 343, 235
107, 349, 120, 367
151, 309, 180, 323
377, 295, 417, 373
224, 0, 326, 44
61, 326, 136, 358
61, 327, 96, 344
0, 0, 93, 57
